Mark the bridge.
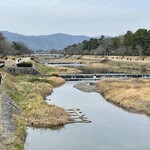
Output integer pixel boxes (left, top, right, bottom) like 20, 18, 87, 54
30, 54, 63, 57
47, 62, 81, 65
59, 73, 150, 81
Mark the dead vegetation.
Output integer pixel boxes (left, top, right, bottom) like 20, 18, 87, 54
0, 61, 73, 150
41, 55, 150, 74
55, 66, 82, 74
42, 76, 65, 87
4, 73, 72, 128
97, 78, 150, 115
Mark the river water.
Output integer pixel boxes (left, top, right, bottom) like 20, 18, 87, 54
25, 81, 150, 150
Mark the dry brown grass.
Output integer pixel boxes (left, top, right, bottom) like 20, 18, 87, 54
1, 72, 71, 150
48, 58, 81, 63
55, 66, 82, 74
25, 97, 72, 127
4, 73, 73, 128
91, 62, 118, 71
41, 76, 65, 87
23, 79, 73, 127
97, 78, 150, 115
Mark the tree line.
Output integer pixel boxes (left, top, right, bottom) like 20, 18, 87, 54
63, 29, 150, 56
0, 32, 32, 56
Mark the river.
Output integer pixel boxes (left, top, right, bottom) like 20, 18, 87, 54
25, 81, 150, 150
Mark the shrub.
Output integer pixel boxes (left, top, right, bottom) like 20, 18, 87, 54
0, 60, 5, 63
30, 57, 34, 60
17, 62, 33, 67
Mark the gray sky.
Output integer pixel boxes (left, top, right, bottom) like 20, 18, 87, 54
0, 0, 150, 36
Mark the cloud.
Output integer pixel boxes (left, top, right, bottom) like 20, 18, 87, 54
0, 0, 150, 36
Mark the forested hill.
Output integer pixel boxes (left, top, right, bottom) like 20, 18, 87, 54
64, 29, 150, 56
0, 32, 32, 55
2, 31, 90, 51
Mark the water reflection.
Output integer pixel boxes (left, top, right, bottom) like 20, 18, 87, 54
36, 125, 64, 131
75, 66, 150, 74
25, 81, 150, 150
28, 124, 65, 132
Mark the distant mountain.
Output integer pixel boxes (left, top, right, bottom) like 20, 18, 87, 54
1, 31, 90, 51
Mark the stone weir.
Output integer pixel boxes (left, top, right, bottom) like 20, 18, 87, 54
59, 74, 150, 81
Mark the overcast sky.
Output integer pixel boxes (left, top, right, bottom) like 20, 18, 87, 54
0, 0, 149, 36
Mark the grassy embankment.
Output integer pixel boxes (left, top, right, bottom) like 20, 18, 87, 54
101, 61, 149, 74
34, 60, 81, 74
35, 55, 150, 74
60, 55, 150, 74
97, 78, 150, 115
0, 69, 26, 150
5, 74, 72, 127
2, 62, 73, 150
90, 60, 149, 74
104, 60, 150, 74
54, 66, 82, 74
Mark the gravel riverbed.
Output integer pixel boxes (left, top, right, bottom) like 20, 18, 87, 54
74, 82, 98, 93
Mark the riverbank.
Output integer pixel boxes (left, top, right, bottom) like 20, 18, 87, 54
2, 55, 150, 149
0, 70, 26, 150
37, 55, 150, 74
79, 55, 150, 74
5, 74, 72, 127
97, 78, 150, 115
0, 61, 73, 150
74, 78, 150, 116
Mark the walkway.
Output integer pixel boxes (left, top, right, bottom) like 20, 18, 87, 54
0, 78, 20, 149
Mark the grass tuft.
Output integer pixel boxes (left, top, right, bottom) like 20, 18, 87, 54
97, 78, 150, 115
